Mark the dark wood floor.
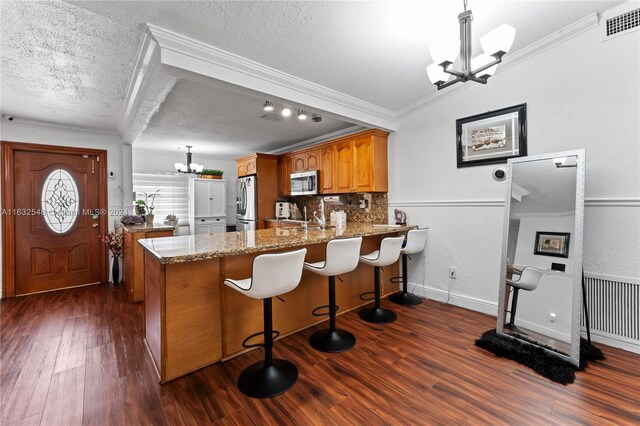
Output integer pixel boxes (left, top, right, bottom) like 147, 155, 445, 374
1, 283, 638, 425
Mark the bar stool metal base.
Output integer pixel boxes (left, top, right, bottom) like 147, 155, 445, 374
309, 329, 356, 353
389, 291, 423, 306
358, 307, 397, 323
237, 359, 298, 399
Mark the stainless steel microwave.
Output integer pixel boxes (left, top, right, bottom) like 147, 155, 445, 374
290, 170, 319, 196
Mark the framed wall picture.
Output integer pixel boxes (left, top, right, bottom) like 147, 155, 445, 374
534, 231, 570, 258
456, 103, 527, 168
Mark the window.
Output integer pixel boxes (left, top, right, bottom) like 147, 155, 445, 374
41, 169, 79, 233
133, 173, 189, 224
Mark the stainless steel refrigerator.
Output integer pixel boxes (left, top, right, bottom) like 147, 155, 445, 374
236, 175, 257, 231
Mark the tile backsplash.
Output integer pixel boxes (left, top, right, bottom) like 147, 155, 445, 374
291, 193, 389, 224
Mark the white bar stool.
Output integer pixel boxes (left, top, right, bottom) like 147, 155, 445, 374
304, 237, 363, 353
389, 228, 429, 306
358, 236, 405, 323
224, 248, 307, 399
506, 267, 544, 335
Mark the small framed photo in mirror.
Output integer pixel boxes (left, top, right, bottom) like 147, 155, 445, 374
534, 231, 570, 258
456, 103, 527, 168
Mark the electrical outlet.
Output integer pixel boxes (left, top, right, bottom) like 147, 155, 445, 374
449, 267, 457, 279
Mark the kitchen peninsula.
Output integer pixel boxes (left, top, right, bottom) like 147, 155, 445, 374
139, 223, 415, 383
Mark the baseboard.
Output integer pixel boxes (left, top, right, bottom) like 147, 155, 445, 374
407, 282, 498, 316
408, 282, 640, 354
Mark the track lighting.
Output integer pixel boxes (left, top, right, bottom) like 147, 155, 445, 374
263, 101, 274, 112
297, 110, 307, 120
281, 106, 292, 117
312, 114, 322, 123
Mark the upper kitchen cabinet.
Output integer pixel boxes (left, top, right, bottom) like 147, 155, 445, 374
331, 129, 389, 193
278, 154, 293, 197
237, 156, 257, 177
333, 140, 353, 193
193, 179, 226, 218
291, 149, 320, 172
319, 145, 335, 194
276, 128, 389, 195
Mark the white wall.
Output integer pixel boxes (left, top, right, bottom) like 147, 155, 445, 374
389, 21, 640, 330
132, 148, 238, 227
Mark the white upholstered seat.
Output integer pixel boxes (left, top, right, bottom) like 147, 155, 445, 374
359, 236, 404, 267
401, 228, 429, 255
224, 248, 307, 299
304, 237, 363, 277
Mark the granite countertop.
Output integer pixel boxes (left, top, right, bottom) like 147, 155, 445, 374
121, 223, 176, 233
139, 222, 416, 264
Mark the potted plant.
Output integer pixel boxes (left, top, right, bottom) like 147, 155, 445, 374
102, 227, 123, 284
164, 214, 178, 228
199, 169, 224, 179
135, 199, 147, 216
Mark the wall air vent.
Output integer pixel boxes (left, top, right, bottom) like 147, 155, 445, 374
606, 8, 640, 36
259, 114, 282, 122
601, 4, 640, 41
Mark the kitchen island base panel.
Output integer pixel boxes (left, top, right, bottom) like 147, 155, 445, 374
144, 233, 402, 383
145, 255, 223, 383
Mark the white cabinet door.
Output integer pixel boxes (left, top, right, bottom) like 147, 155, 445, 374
194, 180, 211, 217
195, 223, 211, 235
210, 181, 226, 217
211, 223, 226, 234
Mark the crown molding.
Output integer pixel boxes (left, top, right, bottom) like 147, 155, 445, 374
267, 125, 366, 155
146, 24, 397, 131
118, 28, 161, 142
396, 13, 600, 119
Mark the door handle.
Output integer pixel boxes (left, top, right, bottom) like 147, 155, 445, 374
92, 223, 99, 228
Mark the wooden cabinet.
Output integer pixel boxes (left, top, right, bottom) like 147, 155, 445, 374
123, 228, 174, 302
234, 153, 279, 229
319, 145, 334, 194
353, 135, 375, 192
278, 129, 389, 195
291, 149, 320, 172
237, 157, 256, 177
278, 154, 292, 197
334, 140, 353, 193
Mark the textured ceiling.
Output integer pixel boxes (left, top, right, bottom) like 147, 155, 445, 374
66, 0, 622, 111
134, 76, 353, 156
0, 0, 624, 151
0, 0, 141, 130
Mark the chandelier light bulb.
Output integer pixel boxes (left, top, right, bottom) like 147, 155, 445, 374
480, 24, 516, 56
426, 63, 450, 84
263, 101, 274, 112
297, 110, 307, 120
281, 106, 292, 117
429, 39, 460, 65
471, 54, 498, 77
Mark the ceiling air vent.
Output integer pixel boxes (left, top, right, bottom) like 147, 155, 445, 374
259, 114, 282, 122
606, 8, 640, 36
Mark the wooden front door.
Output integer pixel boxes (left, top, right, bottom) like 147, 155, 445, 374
2, 142, 108, 297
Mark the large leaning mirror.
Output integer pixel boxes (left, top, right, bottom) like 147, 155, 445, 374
496, 150, 585, 366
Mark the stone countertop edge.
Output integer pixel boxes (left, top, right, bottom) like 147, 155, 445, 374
139, 223, 417, 265
121, 223, 176, 233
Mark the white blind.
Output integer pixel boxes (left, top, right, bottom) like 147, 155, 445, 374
133, 173, 189, 224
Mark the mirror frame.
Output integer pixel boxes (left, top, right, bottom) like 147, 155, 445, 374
496, 149, 585, 366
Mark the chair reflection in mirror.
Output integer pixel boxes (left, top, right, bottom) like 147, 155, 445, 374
505, 267, 544, 335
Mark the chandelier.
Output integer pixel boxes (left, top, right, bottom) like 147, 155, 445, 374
174, 145, 203, 174
426, 0, 515, 90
